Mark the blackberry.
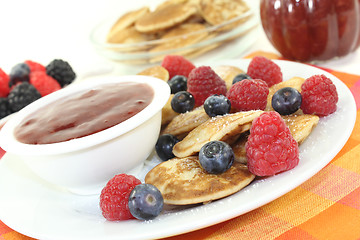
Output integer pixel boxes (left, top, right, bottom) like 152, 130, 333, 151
204, 94, 231, 117
9, 63, 30, 87
232, 73, 251, 85
199, 141, 234, 174
8, 82, 41, 112
46, 59, 76, 87
128, 184, 164, 221
171, 91, 195, 113
167, 75, 187, 94
0, 98, 12, 119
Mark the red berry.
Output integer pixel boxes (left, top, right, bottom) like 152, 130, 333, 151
226, 79, 269, 111
187, 66, 227, 106
29, 71, 61, 96
300, 74, 338, 116
247, 56, 282, 87
246, 111, 299, 176
25, 60, 46, 73
0, 68, 10, 97
100, 174, 141, 221
161, 55, 196, 79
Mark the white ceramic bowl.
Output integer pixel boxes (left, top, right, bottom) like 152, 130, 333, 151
0, 75, 170, 195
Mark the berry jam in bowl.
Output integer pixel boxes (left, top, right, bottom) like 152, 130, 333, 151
0, 75, 170, 195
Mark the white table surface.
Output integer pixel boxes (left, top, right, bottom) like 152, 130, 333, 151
0, 0, 359, 77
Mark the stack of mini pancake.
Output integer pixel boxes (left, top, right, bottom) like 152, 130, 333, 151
105, 0, 251, 63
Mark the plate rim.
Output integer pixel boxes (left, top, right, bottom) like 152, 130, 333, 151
0, 59, 357, 240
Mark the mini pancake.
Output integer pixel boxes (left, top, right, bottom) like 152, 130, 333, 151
137, 65, 169, 81
149, 23, 208, 62
199, 0, 249, 27
214, 65, 245, 90
282, 114, 319, 144
106, 27, 156, 52
266, 77, 306, 111
161, 95, 179, 126
107, 7, 150, 43
173, 110, 263, 158
135, 3, 198, 33
162, 106, 210, 136
231, 132, 249, 164
156, 0, 200, 10
232, 113, 319, 164
145, 156, 255, 205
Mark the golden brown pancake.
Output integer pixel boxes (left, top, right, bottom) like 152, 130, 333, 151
156, 0, 200, 10
106, 26, 156, 52
107, 7, 150, 43
173, 110, 263, 157
231, 132, 249, 164
145, 156, 255, 205
198, 0, 249, 27
149, 23, 208, 62
161, 95, 180, 126
137, 65, 169, 81
214, 65, 245, 90
161, 106, 210, 136
282, 114, 319, 144
266, 77, 306, 111
231, 113, 320, 164
135, 3, 198, 33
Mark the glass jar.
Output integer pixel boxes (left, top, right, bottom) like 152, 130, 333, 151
260, 0, 360, 62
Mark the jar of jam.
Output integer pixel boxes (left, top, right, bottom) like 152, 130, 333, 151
260, 0, 360, 62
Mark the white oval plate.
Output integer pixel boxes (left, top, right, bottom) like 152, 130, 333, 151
0, 59, 356, 240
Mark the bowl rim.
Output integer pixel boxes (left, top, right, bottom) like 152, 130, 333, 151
0, 75, 170, 155
89, 4, 255, 51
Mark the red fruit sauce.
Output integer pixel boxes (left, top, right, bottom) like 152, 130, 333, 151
260, 0, 360, 62
14, 82, 154, 144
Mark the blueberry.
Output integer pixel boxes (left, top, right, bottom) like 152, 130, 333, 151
272, 87, 302, 115
171, 91, 195, 113
128, 184, 164, 221
9, 63, 30, 87
204, 95, 231, 117
232, 73, 251, 85
155, 134, 179, 161
168, 75, 187, 94
199, 141, 234, 174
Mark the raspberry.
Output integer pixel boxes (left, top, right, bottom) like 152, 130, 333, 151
300, 74, 338, 116
46, 59, 76, 87
0, 68, 10, 97
247, 56, 282, 87
226, 79, 269, 111
25, 60, 46, 73
246, 111, 299, 176
29, 71, 61, 96
187, 66, 227, 106
161, 55, 196, 79
100, 174, 141, 221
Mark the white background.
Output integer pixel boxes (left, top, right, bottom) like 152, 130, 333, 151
0, 0, 359, 76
